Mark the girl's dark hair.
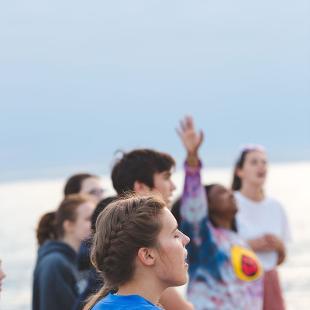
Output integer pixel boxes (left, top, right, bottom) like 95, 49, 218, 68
64, 173, 98, 196
204, 185, 238, 232
91, 196, 118, 232
36, 212, 57, 246
231, 150, 250, 191
36, 194, 91, 245
171, 184, 237, 232
83, 195, 165, 310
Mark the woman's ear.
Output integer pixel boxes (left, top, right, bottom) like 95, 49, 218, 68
137, 247, 156, 266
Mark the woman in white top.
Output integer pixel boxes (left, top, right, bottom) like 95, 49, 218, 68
232, 146, 290, 310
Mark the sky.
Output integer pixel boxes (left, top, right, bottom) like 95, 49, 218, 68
0, 0, 309, 181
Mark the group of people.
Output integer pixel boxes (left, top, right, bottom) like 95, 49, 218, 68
172, 118, 290, 309
2, 116, 290, 310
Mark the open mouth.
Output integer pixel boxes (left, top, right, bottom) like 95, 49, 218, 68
257, 171, 266, 178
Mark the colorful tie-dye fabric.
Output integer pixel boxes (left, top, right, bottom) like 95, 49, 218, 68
180, 162, 263, 310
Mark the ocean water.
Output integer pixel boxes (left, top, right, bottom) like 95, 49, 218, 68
0, 162, 310, 309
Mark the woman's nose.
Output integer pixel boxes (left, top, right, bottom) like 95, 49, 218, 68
182, 233, 190, 245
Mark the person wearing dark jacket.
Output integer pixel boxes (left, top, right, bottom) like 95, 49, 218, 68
74, 196, 117, 310
32, 194, 95, 310
33, 241, 78, 310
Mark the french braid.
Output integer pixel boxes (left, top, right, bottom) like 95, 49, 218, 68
83, 194, 165, 310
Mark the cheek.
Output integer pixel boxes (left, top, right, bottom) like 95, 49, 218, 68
163, 241, 183, 261
160, 180, 170, 190
158, 182, 168, 192
77, 219, 90, 232
240, 168, 253, 180
246, 162, 258, 172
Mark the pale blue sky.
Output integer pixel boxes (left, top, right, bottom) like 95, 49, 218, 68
0, 0, 309, 181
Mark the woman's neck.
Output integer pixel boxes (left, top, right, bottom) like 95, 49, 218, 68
240, 183, 264, 202
211, 216, 233, 230
61, 235, 80, 252
117, 277, 163, 306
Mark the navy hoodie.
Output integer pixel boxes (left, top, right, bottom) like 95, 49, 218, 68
74, 240, 103, 310
32, 240, 78, 310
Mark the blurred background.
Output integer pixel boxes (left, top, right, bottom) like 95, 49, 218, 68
0, 0, 309, 309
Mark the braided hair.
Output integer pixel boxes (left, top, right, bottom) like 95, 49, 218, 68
83, 194, 165, 309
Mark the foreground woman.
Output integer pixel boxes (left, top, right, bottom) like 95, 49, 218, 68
84, 195, 190, 310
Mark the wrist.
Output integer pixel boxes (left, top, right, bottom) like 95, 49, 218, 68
186, 153, 199, 167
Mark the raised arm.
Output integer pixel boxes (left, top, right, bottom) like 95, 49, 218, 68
177, 116, 227, 281
177, 116, 207, 225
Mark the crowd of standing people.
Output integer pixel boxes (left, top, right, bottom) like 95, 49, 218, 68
1, 116, 291, 310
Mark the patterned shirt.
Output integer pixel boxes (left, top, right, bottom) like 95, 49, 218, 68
180, 162, 263, 310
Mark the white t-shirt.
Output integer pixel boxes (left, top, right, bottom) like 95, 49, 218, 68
234, 192, 291, 271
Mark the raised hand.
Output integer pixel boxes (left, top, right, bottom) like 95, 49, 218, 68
176, 116, 204, 157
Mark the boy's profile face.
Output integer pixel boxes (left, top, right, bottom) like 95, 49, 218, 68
151, 170, 176, 206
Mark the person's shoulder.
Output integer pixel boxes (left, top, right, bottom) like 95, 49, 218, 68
264, 197, 290, 222
131, 302, 160, 309
234, 191, 246, 204
92, 295, 160, 310
264, 196, 285, 211
38, 251, 72, 273
93, 305, 157, 310
90, 297, 110, 309
44, 250, 68, 262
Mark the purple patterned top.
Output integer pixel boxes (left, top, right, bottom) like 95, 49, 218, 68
180, 162, 263, 310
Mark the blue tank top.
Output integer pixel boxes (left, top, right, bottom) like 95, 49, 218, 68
92, 293, 161, 309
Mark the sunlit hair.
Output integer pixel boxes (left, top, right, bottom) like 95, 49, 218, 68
83, 194, 166, 310
231, 145, 266, 191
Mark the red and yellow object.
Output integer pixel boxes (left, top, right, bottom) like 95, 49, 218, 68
231, 245, 263, 281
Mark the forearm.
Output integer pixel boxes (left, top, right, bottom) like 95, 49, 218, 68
178, 116, 207, 224
180, 158, 208, 224
277, 248, 286, 265
248, 235, 287, 260
247, 238, 270, 252
275, 240, 286, 265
